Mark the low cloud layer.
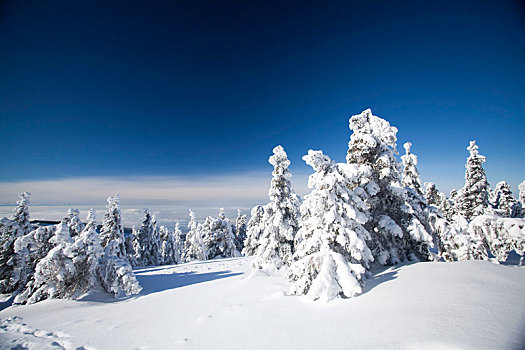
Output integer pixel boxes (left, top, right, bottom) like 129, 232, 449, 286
0, 173, 309, 207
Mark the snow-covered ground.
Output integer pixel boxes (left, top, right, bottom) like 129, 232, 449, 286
1, 257, 524, 350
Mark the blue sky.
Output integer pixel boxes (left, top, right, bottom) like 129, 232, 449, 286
0, 0, 524, 207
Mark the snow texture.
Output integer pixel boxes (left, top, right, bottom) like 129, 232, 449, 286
1, 257, 524, 350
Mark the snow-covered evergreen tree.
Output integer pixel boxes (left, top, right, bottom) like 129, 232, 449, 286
253, 145, 301, 271
519, 181, 525, 211
124, 232, 136, 266
456, 141, 490, 220
288, 150, 373, 301
100, 194, 127, 260
97, 195, 141, 297
15, 209, 104, 304
346, 109, 432, 265
97, 256, 142, 297
67, 209, 103, 293
233, 210, 247, 253
469, 215, 525, 261
424, 182, 441, 207
160, 223, 183, 265
202, 208, 238, 259
0, 192, 32, 292
11, 225, 55, 297
133, 209, 161, 267
401, 142, 424, 195
182, 210, 205, 261
242, 205, 265, 257
490, 181, 520, 218
65, 208, 84, 238
432, 216, 488, 262
50, 219, 74, 245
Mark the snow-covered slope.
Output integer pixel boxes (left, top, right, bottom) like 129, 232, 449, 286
1, 257, 524, 349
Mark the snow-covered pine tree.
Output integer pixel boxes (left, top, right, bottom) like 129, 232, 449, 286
97, 255, 142, 298
160, 223, 183, 265
490, 181, 520, 218
346, 109, 433, 265
173, 222, 184, 263
124, 231, 136, 266
456, 141, 490, 220
182, 210, 205, 261
50, 219, 74, 245
0, 192, 32, 293
469, 215, 525, 261
14, 209, 105, 304
424, 182, 441, 207
100, 194, 127, 260
242, 205, 265, 257
253, 145, 301, 271
11, 225, 55, 296
65, 208, 84, 238
13, 192, 32, 234
401, 142, 437, 258
66, 208, 103, 293
288, 150, 373, 301
14, 215, 76, 304
133, 209, 161, 267
519, 181, 525, 212
401, 142, 424, 195
434, 217, 488, 262
202, 208, 238, 259
233, 209, 247, 253
98, 195, 141, 297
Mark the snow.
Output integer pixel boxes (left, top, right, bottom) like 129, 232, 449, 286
1, 257, 524, 349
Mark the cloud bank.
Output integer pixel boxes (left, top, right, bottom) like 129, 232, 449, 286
0, 173, 310, 207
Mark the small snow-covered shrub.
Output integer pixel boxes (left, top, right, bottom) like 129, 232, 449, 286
98, 256, 142, 297
469, 215, 525, 261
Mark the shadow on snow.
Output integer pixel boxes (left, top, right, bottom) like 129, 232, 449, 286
135, 267, 243, 296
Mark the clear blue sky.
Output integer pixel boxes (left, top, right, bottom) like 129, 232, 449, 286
0, 0, 524, 203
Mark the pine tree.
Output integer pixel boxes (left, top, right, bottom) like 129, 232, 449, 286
0, 192, 32, 293
11, 225, 55, 296
469, 215, 524, 261
15, 209, 105, 304
97, 195, 141, 297
288, 150, 373, 301
202, 208, 238, 259
519, 181, 525, 212
456, 141, 490, 220
401, 142, 423, 195
182, 210, 205, 261
50, 219, 74, 245
67, 208, 103, 292
65, 208, 84, 238
100, 194, 127, 260
490, 181, 520, 218
233, 209, 247, 253
434, 218, 488, 262
424, 182, 441, 207
253, 145, 301, 271
242, 205, 265, 256
346, 109, 432, 265
133, 209, 161, 267
15, 215, 76, 304
160, 223, 183, 265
